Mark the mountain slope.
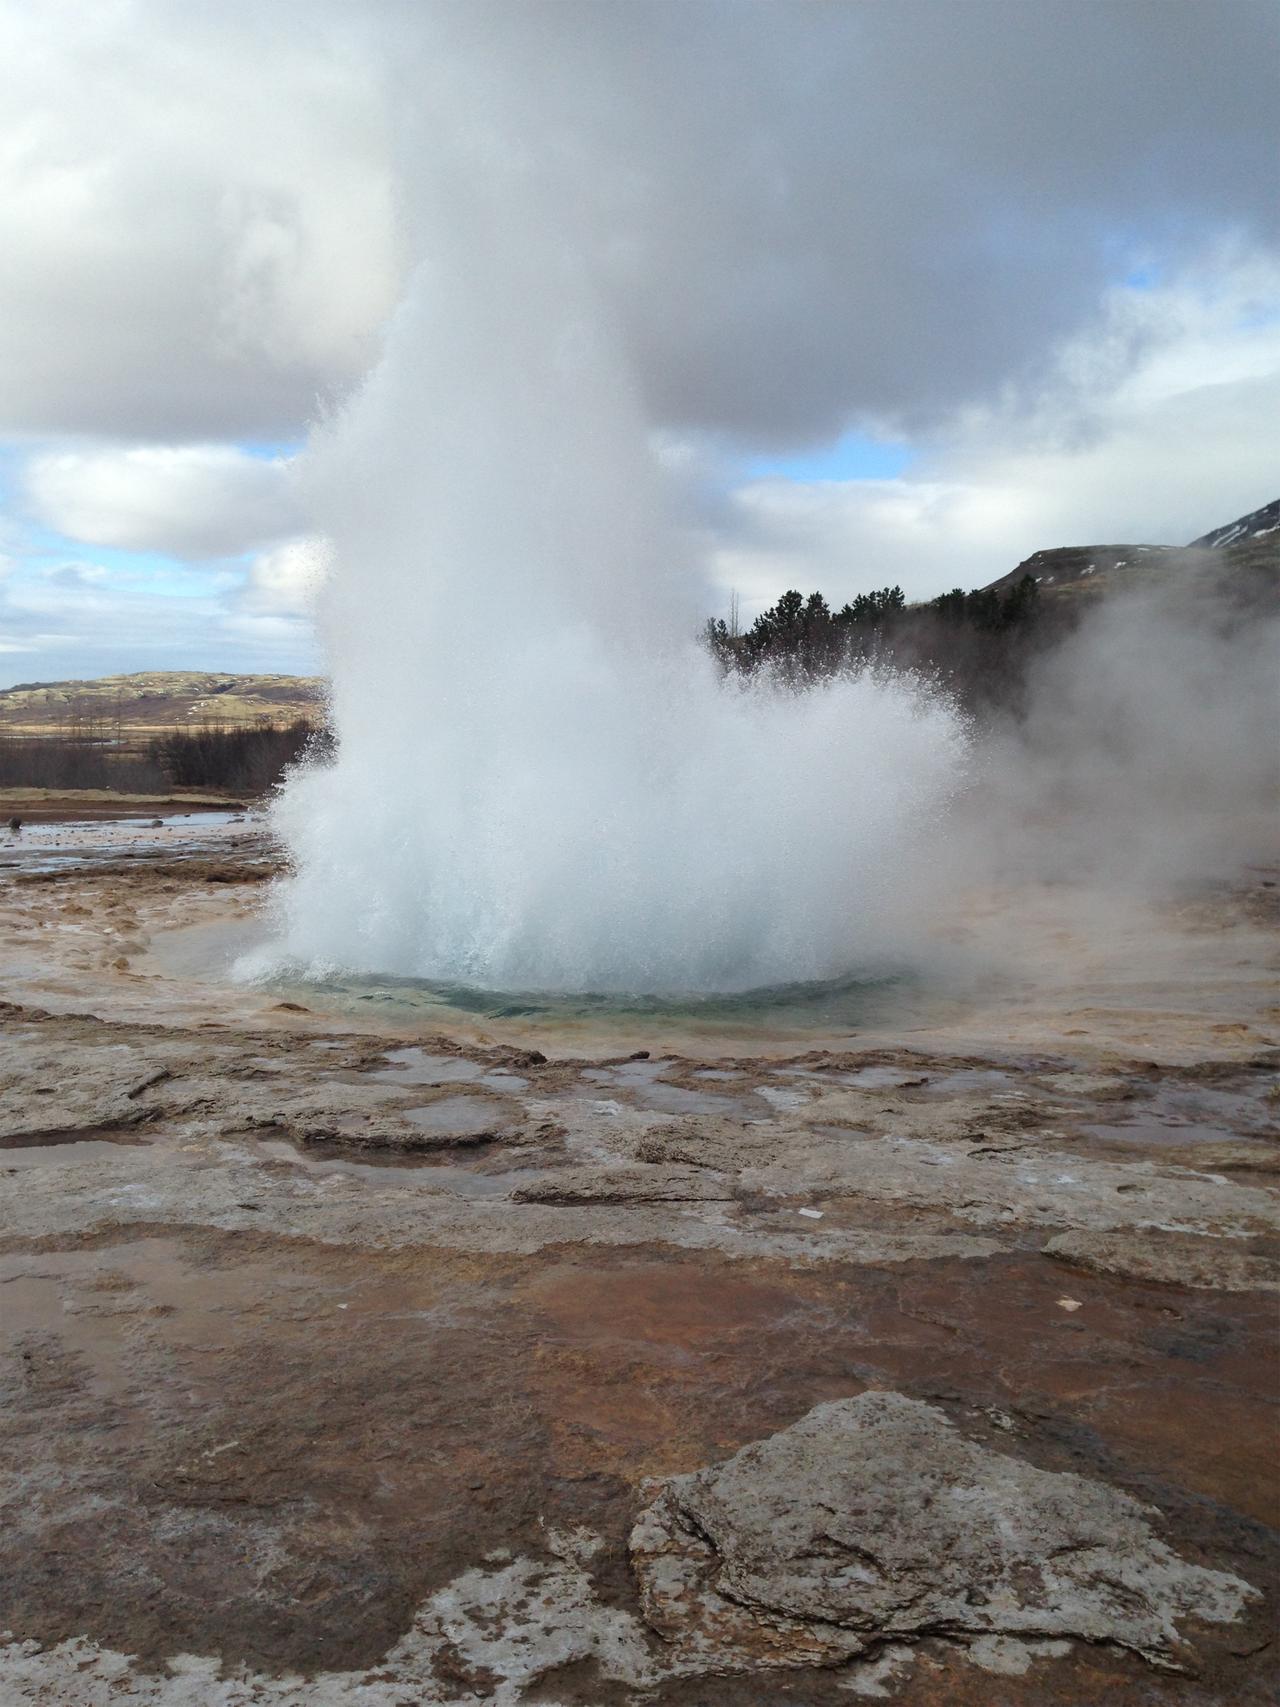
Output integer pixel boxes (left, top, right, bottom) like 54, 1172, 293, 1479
982, 498, 1279, 600
1188, 497, 1279, 550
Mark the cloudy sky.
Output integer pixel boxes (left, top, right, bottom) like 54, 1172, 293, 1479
0, 0, 1277, 686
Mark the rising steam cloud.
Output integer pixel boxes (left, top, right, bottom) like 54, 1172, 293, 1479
261, 112, 969, 993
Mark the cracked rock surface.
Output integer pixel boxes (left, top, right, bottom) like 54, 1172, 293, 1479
631, 1392, 1258, 1672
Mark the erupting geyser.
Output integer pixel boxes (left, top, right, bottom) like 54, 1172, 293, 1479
263, 145, 969, 996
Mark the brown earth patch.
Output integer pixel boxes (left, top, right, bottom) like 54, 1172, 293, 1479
7, 1222, 1271, 1687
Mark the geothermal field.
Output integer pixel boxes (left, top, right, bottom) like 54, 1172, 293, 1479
1, 753, 1277, 1706
1, 4, 1278, 1706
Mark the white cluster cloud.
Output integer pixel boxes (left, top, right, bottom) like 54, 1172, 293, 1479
23, 445, 301, 559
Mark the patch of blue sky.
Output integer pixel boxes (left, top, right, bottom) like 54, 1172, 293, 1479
13, 524, 240, 598
1093, 217, 1172, 290
741, 431, 913, 484
1107, 241, 1276, 327
239, 438, 304, 461
1122, 260, 1164, 291
0, 442, 28, 507
1233, 302, 1280, 332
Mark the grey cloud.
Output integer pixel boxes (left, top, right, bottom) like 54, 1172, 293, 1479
395, 0, 1280, 442
0, 0, 399, 441
1, 0, 1276, 448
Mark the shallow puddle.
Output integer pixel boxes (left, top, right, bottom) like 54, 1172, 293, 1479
769, 1064, 934, 1091
752, 1084, 811, 1111
837, 1066, 933, 1090
581, 1059, 767, 1117
372, 1047, 529, 1093
404, 1094, 521, 1136
0, 1235, 299, 1406
1, 812, 251, 875
1081, 1119, 1241, 1149
1083, 1083, 1277, 1148
255, 1137, 539, 1199
920, 1069, 1014, 1096
0, 1272, 138, 1402
0, 1138, 151, 1169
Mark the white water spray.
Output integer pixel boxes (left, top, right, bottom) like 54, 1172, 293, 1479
264, 124, 968, 995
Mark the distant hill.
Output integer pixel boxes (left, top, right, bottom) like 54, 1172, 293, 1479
981, 498, 1279, 600
0, 670, 325, 742
1188, 497, 1279, 550
983, 541, 1177, 598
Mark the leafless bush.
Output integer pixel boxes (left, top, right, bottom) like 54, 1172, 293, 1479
149, 719, 328, 794
0, 737, 167, 792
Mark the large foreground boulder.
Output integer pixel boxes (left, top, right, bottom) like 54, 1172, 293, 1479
631, 1391, 1257, 1675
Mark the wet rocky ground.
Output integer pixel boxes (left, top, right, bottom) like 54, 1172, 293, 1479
0, 822, 1276, 1703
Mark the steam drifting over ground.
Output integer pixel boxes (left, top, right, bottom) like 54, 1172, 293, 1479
969, 563, 1280, 895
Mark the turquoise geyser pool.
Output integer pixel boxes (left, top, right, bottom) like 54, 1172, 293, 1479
150, 914, 966, 1045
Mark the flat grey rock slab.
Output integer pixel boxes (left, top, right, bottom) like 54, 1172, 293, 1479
631, 1391, 1258, 1674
